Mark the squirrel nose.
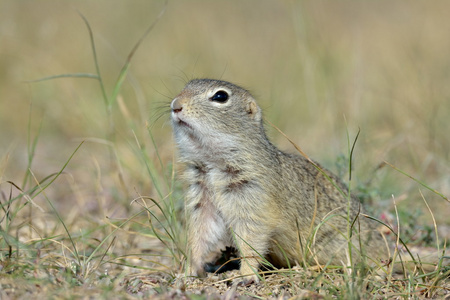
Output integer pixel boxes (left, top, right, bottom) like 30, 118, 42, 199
171, 98, 183, 113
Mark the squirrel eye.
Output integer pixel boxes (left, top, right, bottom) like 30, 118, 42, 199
210, 90, 229, 103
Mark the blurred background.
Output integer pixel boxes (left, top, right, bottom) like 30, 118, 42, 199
0, 0, 449, 246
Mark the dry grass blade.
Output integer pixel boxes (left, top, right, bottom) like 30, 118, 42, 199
131, 193, 185, 263
5, 180, 44, 212
28, 169, 81, 266
420, 189, 440, 252
265, 118, 348, 199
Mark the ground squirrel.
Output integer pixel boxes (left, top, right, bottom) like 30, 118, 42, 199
170, 79, 388, 285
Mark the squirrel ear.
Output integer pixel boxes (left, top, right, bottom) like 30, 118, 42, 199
246, 100, 262, 121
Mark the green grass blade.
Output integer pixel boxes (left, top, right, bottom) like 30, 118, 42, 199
148, 128, 170, 190
22, 105, 42, 189
348, 127, 360, 182
109, 1, 167, 109
31, 141, 85, 200
78, 12, 109, 107
384, 161, 449, 202
84, 211, 143, 269
132, 132, 164, 200
26, 142, 85, 266
363, 214, 417, 264
25, 73, 99, 83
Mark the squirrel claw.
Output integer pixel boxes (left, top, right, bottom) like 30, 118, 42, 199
232, 275, 258, 287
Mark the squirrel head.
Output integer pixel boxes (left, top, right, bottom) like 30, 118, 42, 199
170, 79, 267, 159
171, 79, 262, 137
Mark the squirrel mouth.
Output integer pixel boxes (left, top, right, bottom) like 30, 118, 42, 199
174, 117, 193, 130
172, 111, 194, 130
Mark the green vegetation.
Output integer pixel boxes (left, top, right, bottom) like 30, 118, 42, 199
0, 1, 449, 298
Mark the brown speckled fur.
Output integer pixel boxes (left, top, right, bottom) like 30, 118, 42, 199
171, 79, 388, 284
